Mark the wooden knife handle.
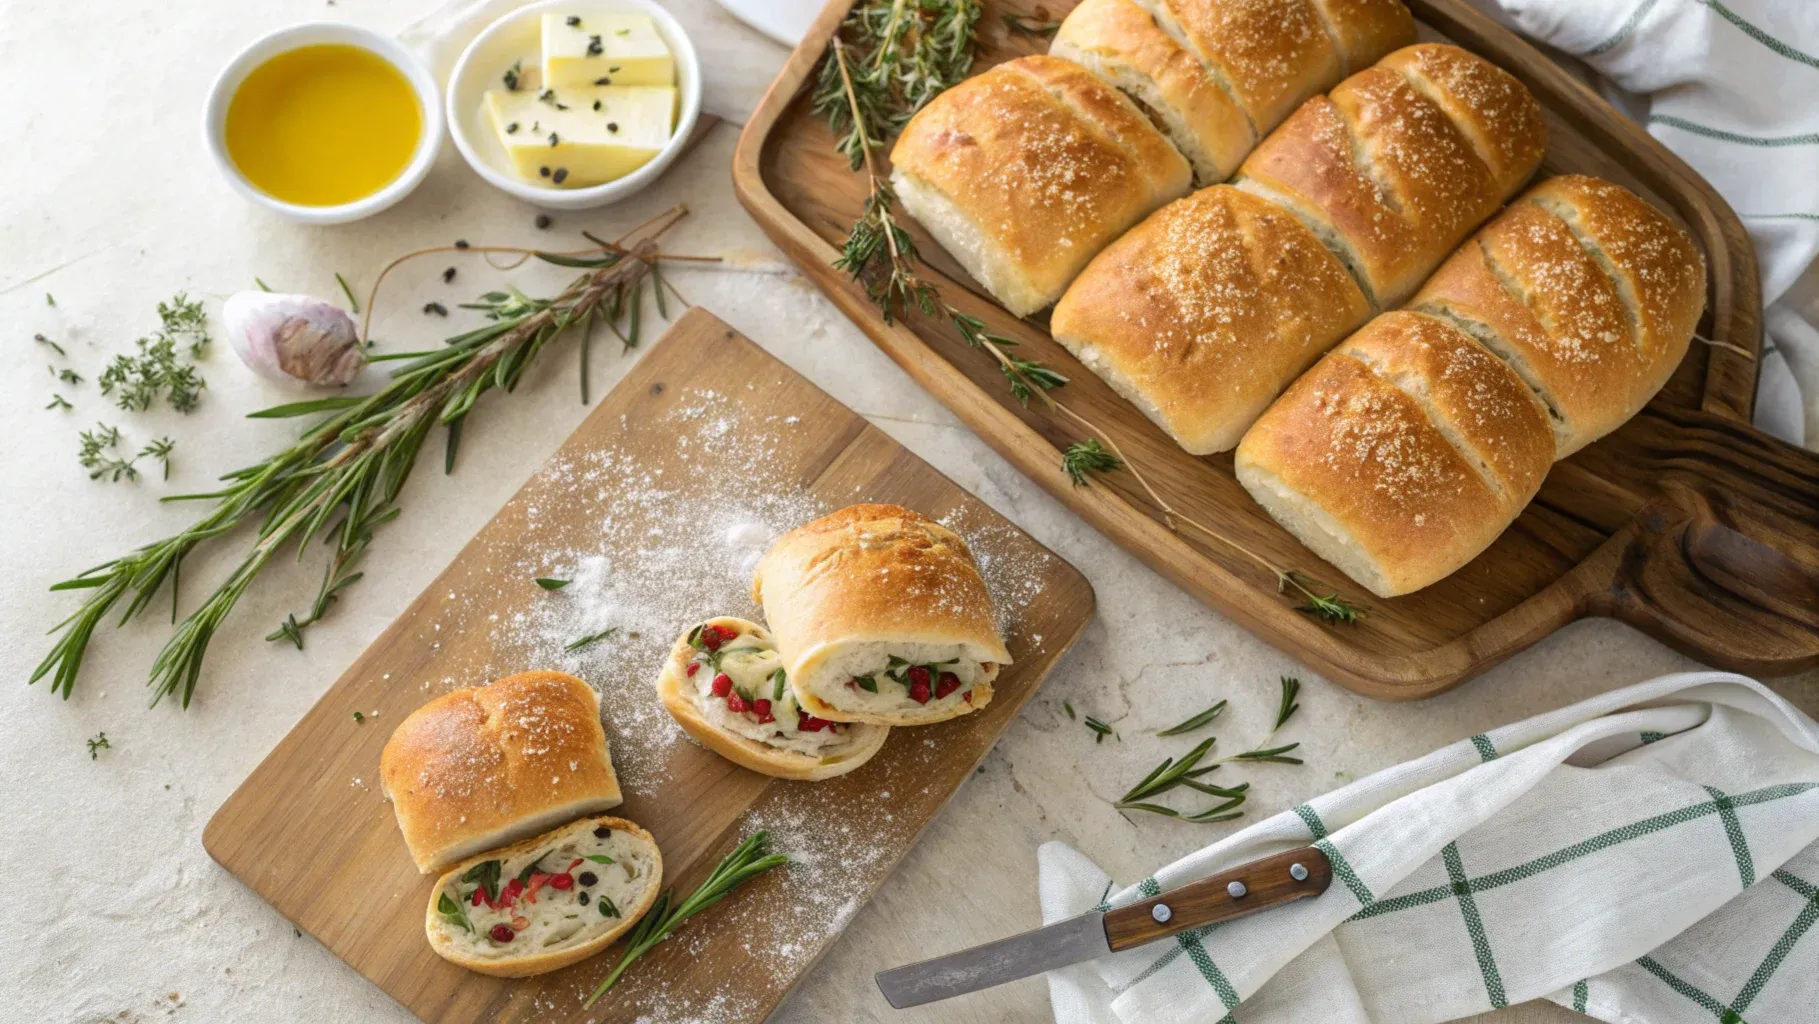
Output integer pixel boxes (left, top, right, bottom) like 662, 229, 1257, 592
1103, 848, 1333, 951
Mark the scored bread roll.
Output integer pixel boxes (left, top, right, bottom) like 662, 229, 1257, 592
1410, 174, 1706, 457
656, 616, 889, 780
1052, 0, 1415, 185
1234, 43, 1546, 309
1051, 185, 1371, 453
1236, 311, 1555, 597
752, 504, 1011, 727
425, 815, 661, 977
889, 55, 1192, 317
381, 671, 622, 874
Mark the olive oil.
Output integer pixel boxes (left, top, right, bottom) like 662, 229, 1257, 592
225, 44, 421, 207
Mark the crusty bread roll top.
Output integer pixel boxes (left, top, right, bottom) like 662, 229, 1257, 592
889, 55, 1192, 317
656, 616, 889, 780
752, 504, 1011, 727
381, 671, 622, 874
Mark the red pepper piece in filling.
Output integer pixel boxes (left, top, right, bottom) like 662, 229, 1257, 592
906, 665, 932, 688
549, 873, 575, 891
798, 711, 828, 732
726, 691, 749, 714
935, 671, 961, 699
686, 662, 700, 676
908, 679, 932, 704
700, 625, 726, 651
712, 673, 733, 698
753, 698, 774, 724
500, 878, 525, 907
490, 924, 515, 943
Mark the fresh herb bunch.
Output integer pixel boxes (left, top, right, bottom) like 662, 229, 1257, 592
584, 831, 788, 1006
98, 295, 209, 413
32, 213, 686, 707
810, 0, 983, 171
1114, 677, 1304, 823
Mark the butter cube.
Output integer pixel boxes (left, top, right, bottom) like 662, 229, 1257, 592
485, 85, 677, 188
541, 13, 674, 90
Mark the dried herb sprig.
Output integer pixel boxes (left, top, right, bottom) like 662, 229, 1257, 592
78, 423, 138, 482
583, 831, 788, 1006
32, 211, 688, 707
1063, 439, 1120, 487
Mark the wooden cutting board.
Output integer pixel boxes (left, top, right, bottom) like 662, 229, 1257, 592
732, 0, 1819, 700
203, 308, 1094, 1024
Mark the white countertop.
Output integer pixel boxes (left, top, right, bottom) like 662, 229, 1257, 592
2, 3, 1813, 1023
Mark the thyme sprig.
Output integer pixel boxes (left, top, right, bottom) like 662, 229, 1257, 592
584, 831, 788, 1006
1063, 439, 1120, 487
78, 423, 138, 482
32, 211, 689, 707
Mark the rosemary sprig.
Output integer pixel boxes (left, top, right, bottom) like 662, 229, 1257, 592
1280, 571, 1363, 624
1062, 439, 1120, 486
583, 832, 788, 1006
33, 214, 684, 707
1157, 699, 1226, 737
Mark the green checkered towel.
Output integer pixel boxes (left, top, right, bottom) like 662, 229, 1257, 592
1039, 672, 1819, 1023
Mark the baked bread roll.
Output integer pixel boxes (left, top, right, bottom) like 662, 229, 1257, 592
889, 55, 1192, 317
656, 616, 890, 780
1410, 174, 1706, 457
751, 504, 1011, 726
1051, 185, 1371, 454
1234, 43, 1546, 309
1235, 311, 1555, 597
381, 671, 622, 874
425, 815, 661, 977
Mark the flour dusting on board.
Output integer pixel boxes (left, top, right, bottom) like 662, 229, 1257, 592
403, 385, 1058, 1021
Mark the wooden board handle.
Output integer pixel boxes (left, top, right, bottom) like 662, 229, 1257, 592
1103, 848, 1333, 951
1583, 410, 1819, 676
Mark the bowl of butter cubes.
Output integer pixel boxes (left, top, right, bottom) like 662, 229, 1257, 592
447, 0, 701, 208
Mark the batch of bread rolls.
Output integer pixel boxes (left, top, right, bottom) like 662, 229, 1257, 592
378, 504, 1009, 975
892, 0, 1706, 598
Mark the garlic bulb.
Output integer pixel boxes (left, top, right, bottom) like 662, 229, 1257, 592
221, 291, 365, 388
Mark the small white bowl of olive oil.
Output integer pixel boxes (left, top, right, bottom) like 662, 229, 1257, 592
204, 24, 444, 225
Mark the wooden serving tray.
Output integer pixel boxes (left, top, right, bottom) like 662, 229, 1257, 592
733, 0, 1819, 700
203, 310, 1094, 1023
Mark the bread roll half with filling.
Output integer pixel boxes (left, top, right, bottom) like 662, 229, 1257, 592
1410, 175, 1706, 458
752, 504, 1011, 727
657, 617, 889, 780
381, 671, 622, 874
889, 55, 1192, 317
425, 816, 661, 977
1236, 311, 1555, 597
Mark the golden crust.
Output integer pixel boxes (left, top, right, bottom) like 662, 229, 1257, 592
1237, 50, 1510, 308
1053, 0, 1257, 182
1380, 43, 1545, 198
655, 617, 889, 781
424, 815, 660, 978
1146, 0, 1343, 132
1051, 185, 1371, 453
1309, 0, 1419, 75
752, 504, 1011, 727
889, 55, 1190, 312
381, 672, 622, 874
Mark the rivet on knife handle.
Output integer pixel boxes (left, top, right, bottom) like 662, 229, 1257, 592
1102, 847, 1332, 951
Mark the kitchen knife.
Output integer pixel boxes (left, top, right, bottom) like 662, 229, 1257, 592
875, 847, 1332, 1009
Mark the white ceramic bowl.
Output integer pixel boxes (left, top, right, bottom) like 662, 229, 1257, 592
446, 0, 701, 210
203, 23, 444, 225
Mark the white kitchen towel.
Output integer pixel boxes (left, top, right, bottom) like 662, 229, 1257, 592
1461, 0, 1819, 449
1039, 672, 1819, 1024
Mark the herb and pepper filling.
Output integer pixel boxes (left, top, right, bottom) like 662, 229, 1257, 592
836, 648, 992, 713
687, 623, 850, 754
434, 824, 657, 957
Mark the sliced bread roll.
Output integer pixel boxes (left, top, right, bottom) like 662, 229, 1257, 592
381, 671, 622, 874
751, 504, 1011, 726
1051, 185, 1371, 453
889, 55, 1192, 317
1410, 174, 1707, 457
657, 617, 890, 780
1234, 43, 1546, 309
1236, 311, 1555, 597
1052, 0, 1413, 185
425, 816, 661, 977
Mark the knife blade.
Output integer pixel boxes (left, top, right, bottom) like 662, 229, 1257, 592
876, 846, 1332, 1009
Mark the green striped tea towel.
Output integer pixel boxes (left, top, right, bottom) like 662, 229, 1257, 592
1463, 0, 1819, 448
1039, 672, 1819, 1023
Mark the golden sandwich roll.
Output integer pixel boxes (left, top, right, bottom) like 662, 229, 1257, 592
1410, 174, 1707, 457
889, 55, 1192, 317
1052, 42, 1542, 455
751, 504, 1011, 727
381, 671, 623, 874
1234, 43, 1547, 309
1236, 311, 1554, 598
1052, 0, 1416, 185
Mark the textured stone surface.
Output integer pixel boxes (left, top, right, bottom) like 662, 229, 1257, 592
1, 3, 1812, 1023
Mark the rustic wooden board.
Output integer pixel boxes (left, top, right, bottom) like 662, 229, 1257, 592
202, 308, 1095, 1024
732, 0, 1819, 700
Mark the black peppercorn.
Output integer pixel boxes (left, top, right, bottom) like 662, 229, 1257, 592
454, 239, 470, 249
606, 122, 619, 133
535, 214, 552, 229
539, 166, 551, 177
504, 121, 519, 134
442, 267, 456, 284
578, 871, 598, 887
552, 168, 568, 184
